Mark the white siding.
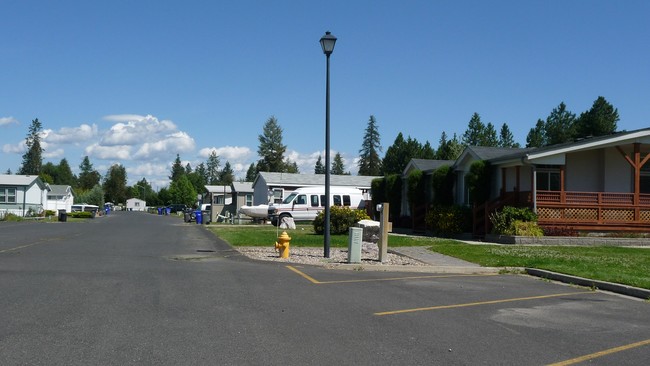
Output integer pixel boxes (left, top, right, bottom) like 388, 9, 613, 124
604, 147, 632, 192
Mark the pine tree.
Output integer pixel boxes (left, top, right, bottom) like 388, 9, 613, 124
483, 122, 499, 147
169, 154, 185, 183
436, 132, 464, 160
462, 113, 485, 146
358, 115, 382, 176
526, 119, 547, 148
285, 161, 299, 173
206, 151, 221, 185
331, 153, 349, 175
314, 155, 325, 174
57, 158, 77, 186
575, 96, 619, 138
256, 116, 287, 172
78, 156, 101, 190
545, 102, 576, 146
245, 163, 257, 182
498, 123, 520, 148
18, 118, 44, 175
219, 161, 235, 185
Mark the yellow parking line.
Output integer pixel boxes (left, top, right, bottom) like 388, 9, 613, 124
375, 291, 596, 316
286, 265, 321, 284
286, 265, 497, 285
547, 338, 650, 366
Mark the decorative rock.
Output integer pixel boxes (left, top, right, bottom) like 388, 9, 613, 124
356, 219, 380, 242
279, 217, 296, 230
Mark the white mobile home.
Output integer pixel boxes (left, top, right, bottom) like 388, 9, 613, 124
0, 174, 50, 217
46, 185, 75, 213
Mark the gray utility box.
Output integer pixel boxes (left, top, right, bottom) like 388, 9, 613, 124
348, 227, 362, 263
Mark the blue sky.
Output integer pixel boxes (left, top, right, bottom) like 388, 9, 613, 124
2, 0, 649, 189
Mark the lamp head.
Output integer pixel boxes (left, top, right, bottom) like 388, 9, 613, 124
320, 31, 337, 55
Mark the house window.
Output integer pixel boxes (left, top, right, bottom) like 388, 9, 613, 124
333, 195, 342, 206
536, 169, 561, 191
343, 195, 351, 206
245, 194, 253, 206
0, 188, 16, 203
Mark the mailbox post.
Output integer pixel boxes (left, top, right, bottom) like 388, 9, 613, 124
377, 202, 390, 263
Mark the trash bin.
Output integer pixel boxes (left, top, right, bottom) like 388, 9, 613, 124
58, 209, 67, 222
157, 207, 162, 215
202, 211, 210, 224
166, 207, 171, 215
184, 211, 190, 223
195, 210, 202, 224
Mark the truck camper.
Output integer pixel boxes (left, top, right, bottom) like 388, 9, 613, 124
267, 186, 365, 226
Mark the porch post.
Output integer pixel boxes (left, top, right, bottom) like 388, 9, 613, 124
501, 168, 506, 198
532, 167, 537, 213
560, 165, 566, 203
515, 166, 520, 204
634, 143, 640, 206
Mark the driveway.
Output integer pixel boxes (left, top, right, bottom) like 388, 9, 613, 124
1, 212, 648, 365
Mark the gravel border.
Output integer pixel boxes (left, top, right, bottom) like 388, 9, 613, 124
235, 242, 426, 267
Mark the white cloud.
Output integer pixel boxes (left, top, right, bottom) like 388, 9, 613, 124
126, 162, 169, 178
100, 114, 178, 146
43, 148, 65, 159
198, 146, 252, 161
2, 141, 25, 154
42, 124, 98, 144
85, 143, 132, 160
133, 131, 195, 160
103, 114, 147, 122
0, 116, 19, 126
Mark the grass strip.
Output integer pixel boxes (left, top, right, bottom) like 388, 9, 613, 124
207, 224, 650, 290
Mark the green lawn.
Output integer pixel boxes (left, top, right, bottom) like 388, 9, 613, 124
207, 224, 650, 290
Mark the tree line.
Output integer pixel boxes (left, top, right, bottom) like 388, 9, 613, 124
8, 96, 619, 206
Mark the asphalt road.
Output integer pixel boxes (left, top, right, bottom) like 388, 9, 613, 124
1, 212, 649, 365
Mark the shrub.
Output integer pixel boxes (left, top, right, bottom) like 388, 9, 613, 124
490, 206, 539, 235
313, 206, 370, 235
69, 211, 94, 219
0, 212, 21, 222
512, 220, 544, 237
425, 205, 470, 237
45, 210, 57, 217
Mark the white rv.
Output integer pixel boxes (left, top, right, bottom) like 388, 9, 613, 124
267, 186, 365, 226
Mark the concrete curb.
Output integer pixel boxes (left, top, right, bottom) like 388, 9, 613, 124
324, 263, 503, 274
525, 268, 650, 300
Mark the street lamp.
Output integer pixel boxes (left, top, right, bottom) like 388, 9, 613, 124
320, 31, 337, 258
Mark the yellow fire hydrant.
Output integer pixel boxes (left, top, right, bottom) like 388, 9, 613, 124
275, 231, 291, 258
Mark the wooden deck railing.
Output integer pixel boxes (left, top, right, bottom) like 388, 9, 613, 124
536, 190, 650, 231
474, 190, 650, 235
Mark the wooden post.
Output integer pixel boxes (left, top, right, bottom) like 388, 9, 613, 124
378, 202, 389, 263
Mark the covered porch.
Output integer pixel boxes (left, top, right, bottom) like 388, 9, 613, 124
474, 135, 650, 235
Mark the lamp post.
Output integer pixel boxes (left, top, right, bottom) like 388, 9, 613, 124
320, 31, 337, 258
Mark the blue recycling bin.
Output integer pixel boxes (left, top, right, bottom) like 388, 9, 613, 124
165, 207, 171, 215
157, 207, 162, 215
195, 210, 202, 224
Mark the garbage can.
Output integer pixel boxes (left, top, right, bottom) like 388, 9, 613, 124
184, 211, 190, 223
58, 209, 67, 222
195, 210, 202, 224
166, 207, 171, 215
157, 207, 162, 215
202, 211, 210, 224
